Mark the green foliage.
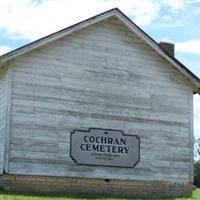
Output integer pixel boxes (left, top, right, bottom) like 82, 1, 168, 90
194, 161, 200, 188
194, 138, 200, 161
0, 190, 200, 200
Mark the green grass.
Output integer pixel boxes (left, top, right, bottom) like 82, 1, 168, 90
0, 189, 200, 200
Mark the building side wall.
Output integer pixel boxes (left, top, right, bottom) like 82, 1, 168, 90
0, 65, 10, 174
8, 17, 193, 182
189, 94, 194, 182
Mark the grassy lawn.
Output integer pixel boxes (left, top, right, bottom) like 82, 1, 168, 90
0, 189, 200, 200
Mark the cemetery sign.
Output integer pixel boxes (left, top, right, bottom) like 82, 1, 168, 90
70, 128, 140, 168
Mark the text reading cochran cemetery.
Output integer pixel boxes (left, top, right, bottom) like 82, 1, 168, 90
80, 135, 130, 154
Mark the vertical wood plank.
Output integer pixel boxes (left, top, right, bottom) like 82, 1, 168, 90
0, 64, 9, 174
5, 64, 13, 173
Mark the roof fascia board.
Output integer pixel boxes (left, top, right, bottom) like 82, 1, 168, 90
0, 9, 116, 64
114, 11, 200, 89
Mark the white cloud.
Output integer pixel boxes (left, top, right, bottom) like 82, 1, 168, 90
162, 15, 173, 21
160, 37, 171, 43
0, 45, 12, 55
194, 95, 200, 114
127, 0, 160, 26
162, 0, 185, 10
175, 40, 200, 55
0, 0, 160, 41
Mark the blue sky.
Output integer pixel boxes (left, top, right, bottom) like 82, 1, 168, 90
1, 0, 200, 138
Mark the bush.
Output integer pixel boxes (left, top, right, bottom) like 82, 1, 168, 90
194, 161, 200, 187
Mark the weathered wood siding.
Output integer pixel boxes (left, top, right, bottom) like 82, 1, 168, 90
7, 17, 193, 182
0, 65, 10, 174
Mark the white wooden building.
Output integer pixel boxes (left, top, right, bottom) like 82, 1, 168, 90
0, 8, 200, 197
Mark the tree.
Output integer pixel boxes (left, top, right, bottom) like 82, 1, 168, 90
194, 138, 200, 187
194, 138, 200, 161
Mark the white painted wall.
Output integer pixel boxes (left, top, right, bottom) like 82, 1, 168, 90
7, 17, 193, 182
0, 65, 9, 174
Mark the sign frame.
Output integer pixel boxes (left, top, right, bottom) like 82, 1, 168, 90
70, 128, 140, 168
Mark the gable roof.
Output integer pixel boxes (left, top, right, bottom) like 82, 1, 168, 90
0, 8, 200, 93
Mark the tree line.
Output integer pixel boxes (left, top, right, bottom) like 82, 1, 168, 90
194, 138, 200, 187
